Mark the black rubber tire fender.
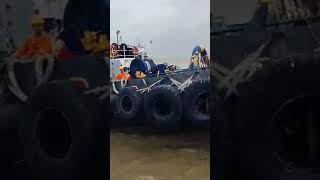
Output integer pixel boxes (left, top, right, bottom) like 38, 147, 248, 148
144, 85, 182, 130
19, 80, 107, 180
110, 94, 119, 118
116, 87, 143, 121
211, 79, 236, 180
0, 104, 27, 167
182, 79, 209, 127
232, 56, 320, 180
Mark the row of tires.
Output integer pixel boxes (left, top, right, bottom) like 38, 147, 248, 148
111, 79, 210, 130
0, 77, 209, 179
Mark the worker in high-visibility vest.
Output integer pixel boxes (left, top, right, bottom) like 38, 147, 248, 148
15, 15, 53, 61
115, 65, 130, 80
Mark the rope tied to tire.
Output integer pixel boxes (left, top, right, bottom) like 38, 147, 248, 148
120, 79, 128, 89
7, 60, 28, 102
136, 79, 163, 94
35, 55, 55, 86
83, 83, 110, 101
173, 73, 196, 92
112, 72, 206, 95
111, 79, 128, 94
212, 40, 271, 100
6, 56, 55, 102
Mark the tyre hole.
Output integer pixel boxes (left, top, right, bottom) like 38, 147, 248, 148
121, 95, 133, 112
154, 98, 172, 117
194, 92, 210, 117
35, 108, 71, 159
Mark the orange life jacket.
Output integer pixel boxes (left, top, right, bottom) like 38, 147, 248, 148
15, 33, 53, 60
115, 72, 129, 80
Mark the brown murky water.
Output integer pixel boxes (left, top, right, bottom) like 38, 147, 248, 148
110, 127, 210, 180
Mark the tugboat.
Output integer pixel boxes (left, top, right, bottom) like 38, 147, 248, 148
110, 31, 210, 130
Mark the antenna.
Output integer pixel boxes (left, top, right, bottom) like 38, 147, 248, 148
148, 40, 152, 57
116, 30, 120, 44
119, 35, 123, 44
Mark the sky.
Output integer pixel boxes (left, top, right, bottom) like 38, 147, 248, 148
111, 0, 210, 68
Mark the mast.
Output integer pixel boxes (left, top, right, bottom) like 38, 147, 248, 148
116, 30, 120, 45
147, 40, 152, 58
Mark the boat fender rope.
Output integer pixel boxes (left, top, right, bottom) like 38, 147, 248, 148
137, 79, 163, 94
130, 86, 139, 90
111, 79, 127, 94
169, 78, 182, 87
213, 41, 269, 100
7, 60, 28, 102
142, 79, 147, 87
177, 73, 196, 92
35, 55, 55, 86
112, 80, 119, 94
83, 83, 110, 100
120, 79, 128, 89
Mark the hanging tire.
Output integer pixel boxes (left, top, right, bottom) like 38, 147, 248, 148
19, 80, 107, 180
144, 85, 182, 130
0, 104, 27, 169
116, 87, 143, 122
230, 56, 320, 180
182, 79, 209, 127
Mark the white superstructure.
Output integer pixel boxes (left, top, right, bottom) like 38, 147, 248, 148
110, 31, 153, 78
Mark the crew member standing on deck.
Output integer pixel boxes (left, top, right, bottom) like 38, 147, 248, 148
115, 65, 130, 80
15, 15, 53, 61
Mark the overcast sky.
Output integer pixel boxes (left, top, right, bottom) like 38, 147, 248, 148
111, 0, 210, 68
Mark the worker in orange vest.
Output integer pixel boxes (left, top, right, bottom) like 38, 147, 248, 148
15, 15, 53, 61
115, 65, 130, 80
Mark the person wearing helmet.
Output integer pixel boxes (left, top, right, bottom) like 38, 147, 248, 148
115, 65, 130, 80
15, 15, 53, 61
189, 45, 209, 69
